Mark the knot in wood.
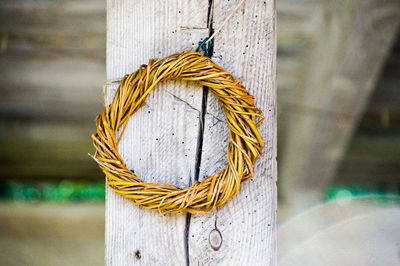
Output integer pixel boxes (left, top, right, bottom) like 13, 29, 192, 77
92, 52, 264, 215
209, 228, 223, 251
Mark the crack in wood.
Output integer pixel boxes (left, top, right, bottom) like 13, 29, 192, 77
184, 0, 214, 265
167, 90, 224, 126
167, 90, 224, 122
167, 90, 202, 113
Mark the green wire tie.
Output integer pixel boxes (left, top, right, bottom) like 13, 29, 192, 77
196, 37, 212, 57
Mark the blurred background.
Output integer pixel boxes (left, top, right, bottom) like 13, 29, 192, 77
0, 0, 399, 265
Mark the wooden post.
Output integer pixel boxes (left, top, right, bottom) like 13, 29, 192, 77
106, 0, 276, 264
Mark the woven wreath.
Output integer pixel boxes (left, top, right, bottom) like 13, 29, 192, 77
92, 52, 264, 214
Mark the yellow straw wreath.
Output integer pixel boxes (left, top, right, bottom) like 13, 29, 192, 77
92, 52, 264, 215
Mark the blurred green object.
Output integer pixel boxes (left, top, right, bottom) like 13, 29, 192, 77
2, 180, 399, 204
0, 180, 105, 202
325, 184, 400, 204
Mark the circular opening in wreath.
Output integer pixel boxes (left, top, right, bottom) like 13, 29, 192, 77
115, 80, 226, 187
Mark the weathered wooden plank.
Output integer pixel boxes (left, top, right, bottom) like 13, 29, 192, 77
188, 0, 277, 264
276, 1, 327, 165
362, 36, 400, 123
335, 129, 400, 186
0, 123, 100, 180
0, 0, 105, 124
0, 52, 104, 122
279, 0, 400, 216
106, 0, 208, 264
0, 0, 105, 52
0, 203, 104, 266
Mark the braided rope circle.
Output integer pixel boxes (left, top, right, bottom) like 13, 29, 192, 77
92, 52, 264, 214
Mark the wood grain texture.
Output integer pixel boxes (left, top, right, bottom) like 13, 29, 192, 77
279, 0, 400, 214
106, 0, 276, 264
0, 0, 105, 53
188, 0, 277, 264
0, 0, 105, 123
106, 0, 208, 264
0, 123, 99, 180
0, 203, 104, 266
0, 52, 104, 122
